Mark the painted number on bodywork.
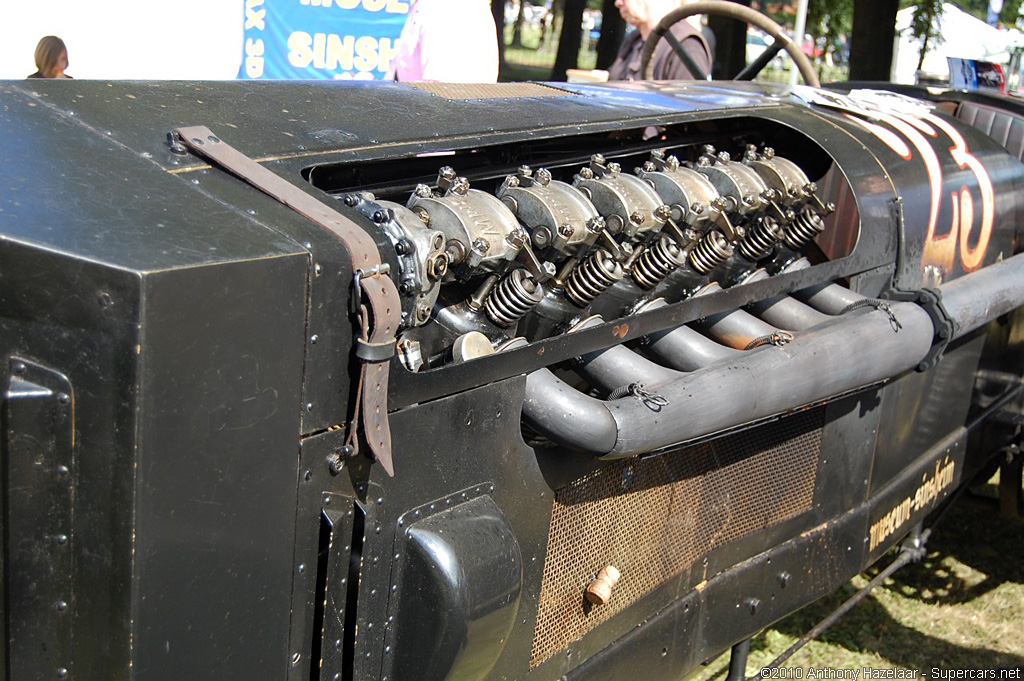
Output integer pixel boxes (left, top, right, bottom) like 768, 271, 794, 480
845, 112, 994, 275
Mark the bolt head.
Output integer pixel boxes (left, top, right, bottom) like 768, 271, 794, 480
536, 168, 552, 186
414, 184, 432, 198
450, 178, 470, 195
558, 222, 574, 238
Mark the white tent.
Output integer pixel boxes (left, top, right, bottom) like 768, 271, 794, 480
893, 2, 1023, 84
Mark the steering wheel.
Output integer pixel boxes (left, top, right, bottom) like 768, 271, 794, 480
640, 0, 820, 87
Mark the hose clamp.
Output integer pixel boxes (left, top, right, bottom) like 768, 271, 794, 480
881, 287, 954, 372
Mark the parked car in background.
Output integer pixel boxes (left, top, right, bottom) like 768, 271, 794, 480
746, 29, 785, 70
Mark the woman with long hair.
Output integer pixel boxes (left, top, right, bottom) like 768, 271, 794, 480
28, 36, 71, 79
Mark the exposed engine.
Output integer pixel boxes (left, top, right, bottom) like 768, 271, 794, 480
343, 143, 833, 373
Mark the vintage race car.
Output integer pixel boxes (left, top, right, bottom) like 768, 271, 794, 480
1, 21, 1023, 681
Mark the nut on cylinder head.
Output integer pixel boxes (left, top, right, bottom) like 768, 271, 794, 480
426, 252, 449, 280
585, 565, 621, 605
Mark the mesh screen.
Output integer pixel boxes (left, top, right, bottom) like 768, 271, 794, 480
530, 409, 824, 668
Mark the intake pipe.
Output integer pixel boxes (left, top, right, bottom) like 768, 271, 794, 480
519, 252, 1024, 458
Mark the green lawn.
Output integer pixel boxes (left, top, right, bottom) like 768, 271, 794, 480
689, 474, 1024, 679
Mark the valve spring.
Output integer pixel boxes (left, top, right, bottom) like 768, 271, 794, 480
485, 269, 546, 328
565, 250, 624, 307
783, 207, 826, 250
688, 230, 733, 274
737, 216, 783, 262
632, 236, 689, 289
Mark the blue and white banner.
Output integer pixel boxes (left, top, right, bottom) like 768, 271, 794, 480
240, 0, 410, 80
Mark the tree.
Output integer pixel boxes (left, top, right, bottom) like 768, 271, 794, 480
595, 0, 625, 69
552, 0, 588, 80
909, 0, 944, 71
512, 0, 530, 48
491, 0, 506, 70
848, 0, 900, 80
805, 0, 853, 69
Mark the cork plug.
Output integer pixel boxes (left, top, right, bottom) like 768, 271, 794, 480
585, 565, 621, 605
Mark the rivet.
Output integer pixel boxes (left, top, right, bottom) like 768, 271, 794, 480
57, 669, 68, 679
58, 393, 69, 404
291, 652, 301, 665
56, 600, 68, 612
57, 465, 69, 477
56, 534, 68, 545
298, 564, 306, 573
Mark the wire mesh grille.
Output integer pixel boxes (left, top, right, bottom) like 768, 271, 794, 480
530, 408, 824, 668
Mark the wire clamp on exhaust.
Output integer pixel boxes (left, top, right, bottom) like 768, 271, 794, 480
608, 382, 669, 411
840, 298, 903, 333
744, 330, 794, 350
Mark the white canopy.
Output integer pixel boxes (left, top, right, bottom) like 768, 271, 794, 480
893, 2, 1023, 83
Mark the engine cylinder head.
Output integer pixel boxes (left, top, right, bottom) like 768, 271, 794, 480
632, 235, 689, 289
783, 206, 826, 250
688, 230, 733, 274
737, 216, 783, 262
565, 250, 624, 307
485, 268, 546, 327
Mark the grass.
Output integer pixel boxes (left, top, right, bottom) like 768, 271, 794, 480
689, 473, 1024, 679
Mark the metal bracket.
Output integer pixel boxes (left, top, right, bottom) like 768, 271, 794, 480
174, 125, 402, 476
884, 287, 954, 372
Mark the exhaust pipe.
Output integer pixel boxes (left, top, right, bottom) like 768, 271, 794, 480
519, 252, 1024, 458
640, 299, 742, 371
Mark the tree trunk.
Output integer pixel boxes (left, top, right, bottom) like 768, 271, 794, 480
848, 0, 900, 81
553, 0, 588, 80
916, 33, 929, 72
491, 0, 506, 70
512, 0, 528, 48
708, 0, 751, 79
595, 0, 625, 70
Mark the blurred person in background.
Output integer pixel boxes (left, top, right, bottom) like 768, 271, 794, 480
608, 0, 711, 81
28, 36, 72, 79
387, 0, 498, 82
